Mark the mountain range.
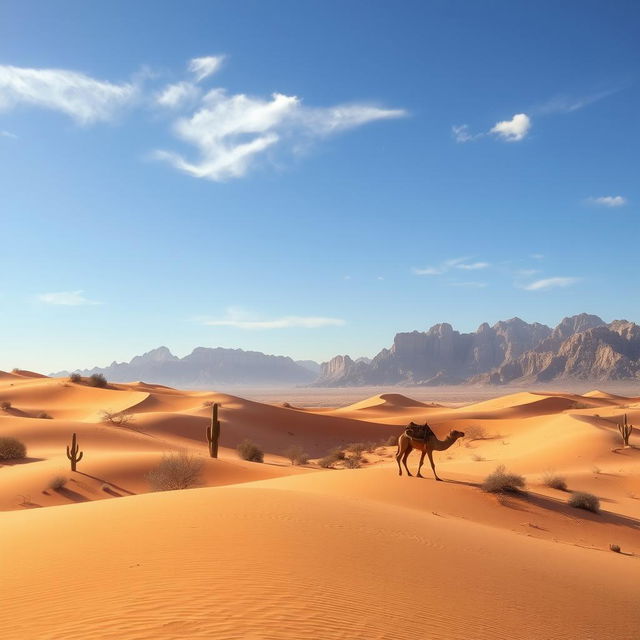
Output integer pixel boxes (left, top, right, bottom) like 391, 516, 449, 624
53, 314, 640, 388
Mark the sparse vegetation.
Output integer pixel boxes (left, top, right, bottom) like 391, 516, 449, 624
100, 409, 135, 427
345, 442, 366, 455
482, 465, 525, 493
385, 434, 398, 447
283, 444, 309, 466
47, 475, 67, 490
617, 414, 633, 447
472, 454, 485, 462
343, 454, 363, 469
592, 466, 601, 475
329, 447, 346, 461
464, 425, 488, 446
609, 543, 621, 553
569, 491, 600, 513
1, 400, 12, 411
37, 411, 52, 419
0, 436, 27, 460
88, 373, 107, 388
318, 454, 337, 468
147, 451, 204, 491
66, 432, 83, 471
237, 439, 264, 463
69, 372, 82, 383
543, 472, 568, 491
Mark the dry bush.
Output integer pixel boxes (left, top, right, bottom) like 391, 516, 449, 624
147, 451, 204, 491
37, 411, 52, 419
471, 454, 485, 462
318, 455, 337, 468
237, 439, 264, 463
592, 466, 601, 475
88, 373, 107, 388
464, 425, 488, 446
0, 436, 27, 460
609, 543, 621, 553
385, 434, 398, 447
283, 444, 309, 466
69, 372, 82, 383
1, 400, 12, 411
569, 491, 600, 513
343, 454, 363, 469
482, 465, 525, 493
329, 447, 346, 461
543, 472, 567, 491
346, 443, 366, 455
101, 409, 136, 428
47, 475, 67, 490
364, 441, 378, 453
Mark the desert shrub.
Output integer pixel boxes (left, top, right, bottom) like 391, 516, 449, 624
1, 400, 12, 411
100, 409, 135, 427
283, 444, 309, 466
237, 439, 264, 463
37, 411, 52, 419
318, 455, 337, 468
385, 434, 398, 447
329, 447, 346, 461
69, 372, 82, 383
464, 425, 488, 445
472, 454, 485, 462
482, 465, 525, 493
147, 451, 204, 491
0, 436, 27, 460
346, 443, 366, 455
343, 454, 363, 469
592, 466, 601, 475
47, 475, 67, 490
543, 472, 567, 491
365, 441, 378, 453
88, 373, 107, 388
610, 543, 621, 553
568, 491, 600, 513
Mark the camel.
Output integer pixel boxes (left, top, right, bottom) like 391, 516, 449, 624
396, 427, 465, 481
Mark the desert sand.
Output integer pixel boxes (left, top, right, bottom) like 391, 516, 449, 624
1, 370, 639, 639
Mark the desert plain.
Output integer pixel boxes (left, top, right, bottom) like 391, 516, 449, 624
1, 369, 639, 640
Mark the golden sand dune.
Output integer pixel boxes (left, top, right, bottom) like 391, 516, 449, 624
1, 374, 639, 639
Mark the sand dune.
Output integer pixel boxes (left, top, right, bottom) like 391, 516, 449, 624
1, 374, 639, 639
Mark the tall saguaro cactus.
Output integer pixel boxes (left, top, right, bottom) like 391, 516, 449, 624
206, 403, 221, 458
618, 414, 633, 447
66, 432, 84, 471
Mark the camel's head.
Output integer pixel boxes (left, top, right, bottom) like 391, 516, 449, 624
450, 429, 465, 440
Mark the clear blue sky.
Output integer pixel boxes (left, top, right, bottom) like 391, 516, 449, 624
1, 0, 638, 372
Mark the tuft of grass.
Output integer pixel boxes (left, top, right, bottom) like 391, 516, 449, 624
47, 475, 68, 490
482, 464, 525, 493
472, 454, 485, 462
568, 491, 600, 513
237, 439, 264, 463
100, 409, 135, 428
1, 400, 12, 411
609, 543, 621, 553
543, 472, 568, 491
147, 451, 204, 491
592, 466, 601, 475
282, 444, 309, 466
0, 436, 27, 460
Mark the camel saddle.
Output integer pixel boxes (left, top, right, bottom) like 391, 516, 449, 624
405, 422, 435, 441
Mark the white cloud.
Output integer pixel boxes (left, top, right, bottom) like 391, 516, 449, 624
155, 88, 406, 181
448, 281, 487, 288
535, 89, 619, 115
38, 290, 100, 305
156, 81, 201, 109
530, 253, 544, 260
586, 195, 627, 208
201, 311, 345, 330
452, 124, 484, 143
523, 277, 580, 291
413, 257, 489, 276
1, 130, 17, 139
0, 64, 137, 124
490, 113, 531, 142
188, 56, 225, 82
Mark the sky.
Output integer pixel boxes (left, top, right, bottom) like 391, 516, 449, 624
1, 0, 638, 372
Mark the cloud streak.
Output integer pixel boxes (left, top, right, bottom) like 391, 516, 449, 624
202, 315, 345, 329
413, 257, 489, 276
586, 196, 627, 208
38, 290, 100, 305
188, 55, 225, 82
0, 64, 137, 124
523, 277, 580, 291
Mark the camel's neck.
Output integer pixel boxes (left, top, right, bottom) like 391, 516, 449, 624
432, 435, 458, 452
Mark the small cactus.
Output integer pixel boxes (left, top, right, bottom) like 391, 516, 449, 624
206, 403, 221, 458
66, 432, 84, 471
617, 414, 633, 447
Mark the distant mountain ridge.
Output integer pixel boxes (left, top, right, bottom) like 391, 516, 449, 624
54, 346, 319, 388
315, 314, 640, 386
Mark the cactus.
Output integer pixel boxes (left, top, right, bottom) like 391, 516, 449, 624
66, 432, 84, 471
617, 414, 633, 447
206, 403, 221, 458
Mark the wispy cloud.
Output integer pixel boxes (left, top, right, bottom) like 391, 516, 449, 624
155, 85, 406, 181
448, 281, 487, 288
413, 257, 489, 276
0, 64, 137, 124
452, 124, 484, 143
523, 277, 580, 291
199, 307, 345, 329
534, 88, 620, 115
1, 130, 17, 139
155, 81, 201, 109
490, 113, 531, 142
37, 290, 100, 305
188, 55, 225, 82
586, 195, 627, 208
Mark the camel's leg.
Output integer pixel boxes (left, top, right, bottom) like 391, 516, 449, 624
395, 440, 405, 476
416, 449, 427, 478
402, 446, 413, 477
426, 449, 441, 481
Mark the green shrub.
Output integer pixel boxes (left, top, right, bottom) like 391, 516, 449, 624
147, 451, 204, 491
482, 465, 525, 493
0, 436, 27, 460
569, 491, 600, 513
237, 439, 264, 463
